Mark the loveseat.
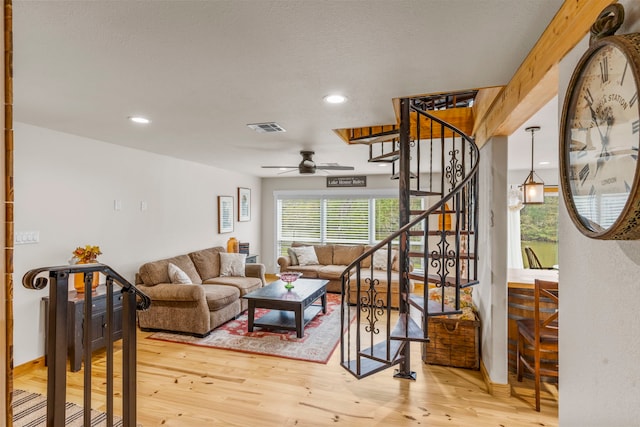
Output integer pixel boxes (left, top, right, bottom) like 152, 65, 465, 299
136, 246, 266, 337
277, 242, 413, 308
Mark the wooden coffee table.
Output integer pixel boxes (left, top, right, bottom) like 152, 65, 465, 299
243, 278, 329, 338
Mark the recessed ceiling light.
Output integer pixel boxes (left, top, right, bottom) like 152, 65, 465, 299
378, 163, 389, 167
539, 161, 550, 165
129, 116, 151, 124
324, 94, 347, 104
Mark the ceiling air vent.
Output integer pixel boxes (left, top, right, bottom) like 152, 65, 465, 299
246, 122, 286, 133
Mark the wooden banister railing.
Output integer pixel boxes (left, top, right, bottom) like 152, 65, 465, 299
22, 263, 150, 427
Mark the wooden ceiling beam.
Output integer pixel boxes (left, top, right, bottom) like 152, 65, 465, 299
473, 0, 616, 148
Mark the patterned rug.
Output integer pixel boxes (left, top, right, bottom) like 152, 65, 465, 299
148, 293, 350, 364
12, 389, 122, 427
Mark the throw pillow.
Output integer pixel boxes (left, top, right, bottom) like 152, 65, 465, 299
372, 249, 396, 270
292, 246, 319, 266
167, 263, 192, 284
287, 247, 299, 266
220, 252, 247, 277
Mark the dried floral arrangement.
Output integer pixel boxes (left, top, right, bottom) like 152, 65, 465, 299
71, 245, 102, 264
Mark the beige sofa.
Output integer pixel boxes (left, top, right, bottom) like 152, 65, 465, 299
136, 246, 266, 337
277, 243, 413, 308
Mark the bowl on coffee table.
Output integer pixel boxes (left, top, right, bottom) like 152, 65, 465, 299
277, 272, 303, 290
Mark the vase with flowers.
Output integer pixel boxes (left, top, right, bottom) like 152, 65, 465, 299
71, 245, 102, 293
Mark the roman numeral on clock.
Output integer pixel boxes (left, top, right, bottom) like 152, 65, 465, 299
584, 88, 594, 106
600, 57, 608, 83
630, 92, 638, 108
633, 120, 639, 134
579, 163, 590, 185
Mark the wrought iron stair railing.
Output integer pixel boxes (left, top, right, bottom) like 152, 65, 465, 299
340, 95, 479, 380
22, 263, 150, 427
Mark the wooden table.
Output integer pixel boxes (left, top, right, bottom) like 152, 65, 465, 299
507, 268, 559, 378
243, 278, 328, 338
508, 268, 558, 289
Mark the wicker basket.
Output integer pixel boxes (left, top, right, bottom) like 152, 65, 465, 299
423, 316, 480, 370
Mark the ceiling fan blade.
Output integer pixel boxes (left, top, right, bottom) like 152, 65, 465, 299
316, 165, 355, 170
261, 166, 296, 169
277, 169, 299, 175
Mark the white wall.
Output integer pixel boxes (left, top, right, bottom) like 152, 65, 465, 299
558, 1, 640, 424
13, 122, 261, 365
476, 136, 509, 385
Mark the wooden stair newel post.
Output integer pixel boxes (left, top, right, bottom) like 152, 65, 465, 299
394, 97, 417, 380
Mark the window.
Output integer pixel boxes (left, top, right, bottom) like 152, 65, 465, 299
520, 189, 558, 268
275, 192, 424, 262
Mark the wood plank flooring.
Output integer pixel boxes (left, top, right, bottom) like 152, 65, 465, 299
13, 278, 558, 425
14, 336, 558, 426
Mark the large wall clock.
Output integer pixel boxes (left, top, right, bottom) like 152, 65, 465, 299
560, 4, 640, 239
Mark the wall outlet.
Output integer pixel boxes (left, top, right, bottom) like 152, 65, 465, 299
15, 230, 39, 245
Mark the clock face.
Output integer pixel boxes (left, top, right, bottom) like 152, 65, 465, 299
563, 38, 640, 236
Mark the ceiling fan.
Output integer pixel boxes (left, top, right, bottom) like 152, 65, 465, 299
261, 150, 355, 174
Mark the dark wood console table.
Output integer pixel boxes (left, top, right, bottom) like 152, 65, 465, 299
43, 284, 124, 372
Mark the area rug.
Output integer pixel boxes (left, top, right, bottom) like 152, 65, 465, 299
12, 389, 122, 427
148, 293, 351, 364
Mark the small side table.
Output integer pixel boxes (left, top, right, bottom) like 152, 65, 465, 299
43, 284, 124, 372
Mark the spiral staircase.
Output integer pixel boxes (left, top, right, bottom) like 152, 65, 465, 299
338, 91, 480, 379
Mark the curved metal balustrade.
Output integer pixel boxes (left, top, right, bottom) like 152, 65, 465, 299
340, 96, 480, 379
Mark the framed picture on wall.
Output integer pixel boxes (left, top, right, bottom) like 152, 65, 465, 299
218, 196, 234, 233
238, 187, 251, 222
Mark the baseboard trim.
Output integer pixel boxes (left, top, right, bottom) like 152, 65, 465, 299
480, 360, 511, 398
14, 356, 45, 377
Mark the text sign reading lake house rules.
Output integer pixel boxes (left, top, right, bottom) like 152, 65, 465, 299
326, 176, 367, 188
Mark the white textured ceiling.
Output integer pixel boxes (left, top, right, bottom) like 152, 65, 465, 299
13, 0, 563, 177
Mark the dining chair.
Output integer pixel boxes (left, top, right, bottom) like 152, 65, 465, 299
524, 246, 552, 269
516, 279, 558, 411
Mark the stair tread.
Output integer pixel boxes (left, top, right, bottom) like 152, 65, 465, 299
350, 130, 400, 145
358, 338, 404, 363
408, 295, 461, 316
390, 314, 429, 342
341, 358, 396, 380
408, 272, 480, 287
410, 209, 456, 215
369, 150, 400, 163
410, 190, 442, 197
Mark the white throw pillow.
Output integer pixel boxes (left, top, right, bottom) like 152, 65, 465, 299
168, 262, 192, 284
372, 249, 396, 270
287, 247, 299, 266
220, 252, 247, 277
292, 246, 319, 266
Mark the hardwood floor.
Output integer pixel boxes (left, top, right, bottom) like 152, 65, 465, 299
14, 333, 558, 426
13, 278, 557, 425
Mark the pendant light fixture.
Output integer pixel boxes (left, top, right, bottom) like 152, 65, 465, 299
522, 126, 545, 204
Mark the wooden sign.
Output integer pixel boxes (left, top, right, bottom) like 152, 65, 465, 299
326, 176, 367, 188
